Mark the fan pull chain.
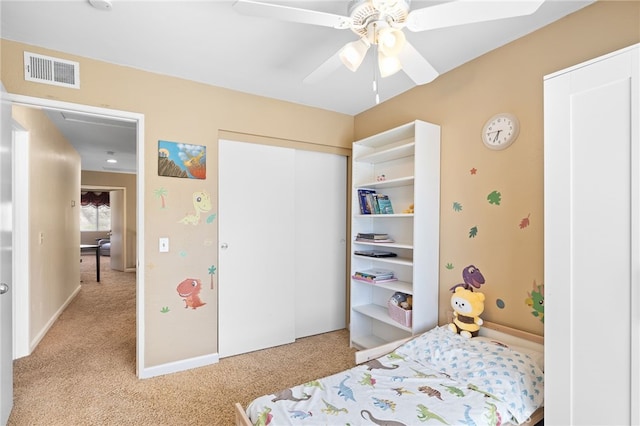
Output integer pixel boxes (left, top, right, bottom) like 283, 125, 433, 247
373, 45, 380, 104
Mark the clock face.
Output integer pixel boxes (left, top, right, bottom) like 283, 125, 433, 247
482, 113, 520, 150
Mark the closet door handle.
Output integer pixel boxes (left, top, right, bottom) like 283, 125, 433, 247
0, 283, 9, 295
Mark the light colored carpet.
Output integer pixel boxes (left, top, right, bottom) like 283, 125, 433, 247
9, 254, 356, 425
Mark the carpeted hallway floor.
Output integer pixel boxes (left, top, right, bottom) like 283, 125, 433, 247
8, 254, 356, 425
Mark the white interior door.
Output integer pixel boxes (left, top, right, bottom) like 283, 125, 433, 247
544, 45, 639, 425
218, 139, 295, 358
109, 189, 125, 272
294, 150, 346, 338
0, 83, 14, 424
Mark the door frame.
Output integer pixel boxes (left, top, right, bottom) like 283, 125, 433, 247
5, 93, 147, 377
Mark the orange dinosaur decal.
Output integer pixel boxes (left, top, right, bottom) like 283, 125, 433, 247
176, 278, 206, 309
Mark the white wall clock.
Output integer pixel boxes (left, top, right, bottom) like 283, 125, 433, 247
482, 113, 520, 150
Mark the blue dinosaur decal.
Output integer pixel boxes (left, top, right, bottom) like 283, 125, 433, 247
334, 375, 356, 402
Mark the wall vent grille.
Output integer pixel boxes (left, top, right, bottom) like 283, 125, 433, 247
23, 52, 80, 89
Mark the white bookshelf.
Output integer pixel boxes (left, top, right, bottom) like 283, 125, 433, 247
350, 120, 440, 349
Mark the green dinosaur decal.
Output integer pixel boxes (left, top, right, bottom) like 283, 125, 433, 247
487, 190, 502, 205
441, 384, 464, 397
467, 384, 501, 401
387, 352, 406, 361
485, 401, 502, 426
411, 368, 437, 379
416, 404, 448, 424
321, 398, 348, 415
359, 372, 376, 387
254, 406, 272, 426
526, 281, 545, 323
304, 380, 324, 390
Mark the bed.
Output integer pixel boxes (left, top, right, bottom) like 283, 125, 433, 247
235, 322, 544, 425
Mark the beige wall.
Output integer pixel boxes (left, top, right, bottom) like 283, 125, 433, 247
355, 0, 640, 335
2, 38, 353, 368
4, 0, 638, 367
12, 105, 81, 346
81, 170, 137, 270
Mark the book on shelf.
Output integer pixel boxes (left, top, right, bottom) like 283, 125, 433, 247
376, 194, 394, 214
352, 275, 398, 284
371, 193, 381, 214
357, 188, 376, 214
355, 237, 395, 243
354, 268, 395, 280
354, 250, 398, 258
356, 189, 395, 215
355, 232, 395, 243
357, 233, 390, 240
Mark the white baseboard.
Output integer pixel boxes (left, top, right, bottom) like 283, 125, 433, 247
28, 284, 82, 354
138, 353, 220, 379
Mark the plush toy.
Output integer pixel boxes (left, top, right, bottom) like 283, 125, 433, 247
448, 287, 485, 338
389, 292, 413, 310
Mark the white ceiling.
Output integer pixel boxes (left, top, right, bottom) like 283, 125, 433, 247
1, 0, 595, 173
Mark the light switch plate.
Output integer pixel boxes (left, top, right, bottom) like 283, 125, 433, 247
159, 237, 169, 253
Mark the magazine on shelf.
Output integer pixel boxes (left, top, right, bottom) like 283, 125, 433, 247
355, 237, 395, 243
376, 194, 394, 214
357, 233, 390, 240
354, 250, 398, 258
354, 268, 395, 280
352, 275, 399, 284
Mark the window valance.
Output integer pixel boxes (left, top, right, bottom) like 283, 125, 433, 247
81, 191, 110, 207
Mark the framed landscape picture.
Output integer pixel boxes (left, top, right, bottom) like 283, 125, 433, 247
158, 140, 206, 179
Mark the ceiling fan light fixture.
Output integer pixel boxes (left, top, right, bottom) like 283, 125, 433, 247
378, 50, 402, 77
339, 38, 370, 72
377, 26, 406, 56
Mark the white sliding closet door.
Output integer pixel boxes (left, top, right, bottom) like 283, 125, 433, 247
294, 150, 346, 338
218, 140, 295, 358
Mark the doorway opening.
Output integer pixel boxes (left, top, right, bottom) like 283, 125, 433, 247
7, 94, 146, 377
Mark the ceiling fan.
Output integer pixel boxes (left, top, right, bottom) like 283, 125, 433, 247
233, 0, 545, 89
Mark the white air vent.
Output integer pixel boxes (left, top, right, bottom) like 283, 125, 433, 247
24, 52, 80, 89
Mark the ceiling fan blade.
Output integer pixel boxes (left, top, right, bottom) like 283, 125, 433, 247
233, 0, 352, 29
303, 49, 347, 85
398, 41, 439, 85
406, 0, 545, 32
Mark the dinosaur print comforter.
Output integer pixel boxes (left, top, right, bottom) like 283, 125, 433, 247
246, 326, 544, 425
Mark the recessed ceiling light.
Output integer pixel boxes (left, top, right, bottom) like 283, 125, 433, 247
106, 151, 117, 163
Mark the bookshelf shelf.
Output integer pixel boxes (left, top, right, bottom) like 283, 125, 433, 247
350, 120, 440, 350
353, 255, 413, 267
354, 213, 414, 219
356, 176, 415, 190
355, 140, 415, 164
352, 304, 412, 333
352, 278, 413, 295
353, 241, 413, 250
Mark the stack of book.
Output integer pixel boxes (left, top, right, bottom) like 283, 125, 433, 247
355, 233, 395, 243
357, 189, 394, 215
352, 268, 397, 284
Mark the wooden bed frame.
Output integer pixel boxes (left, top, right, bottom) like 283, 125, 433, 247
234, 321, 544, 426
